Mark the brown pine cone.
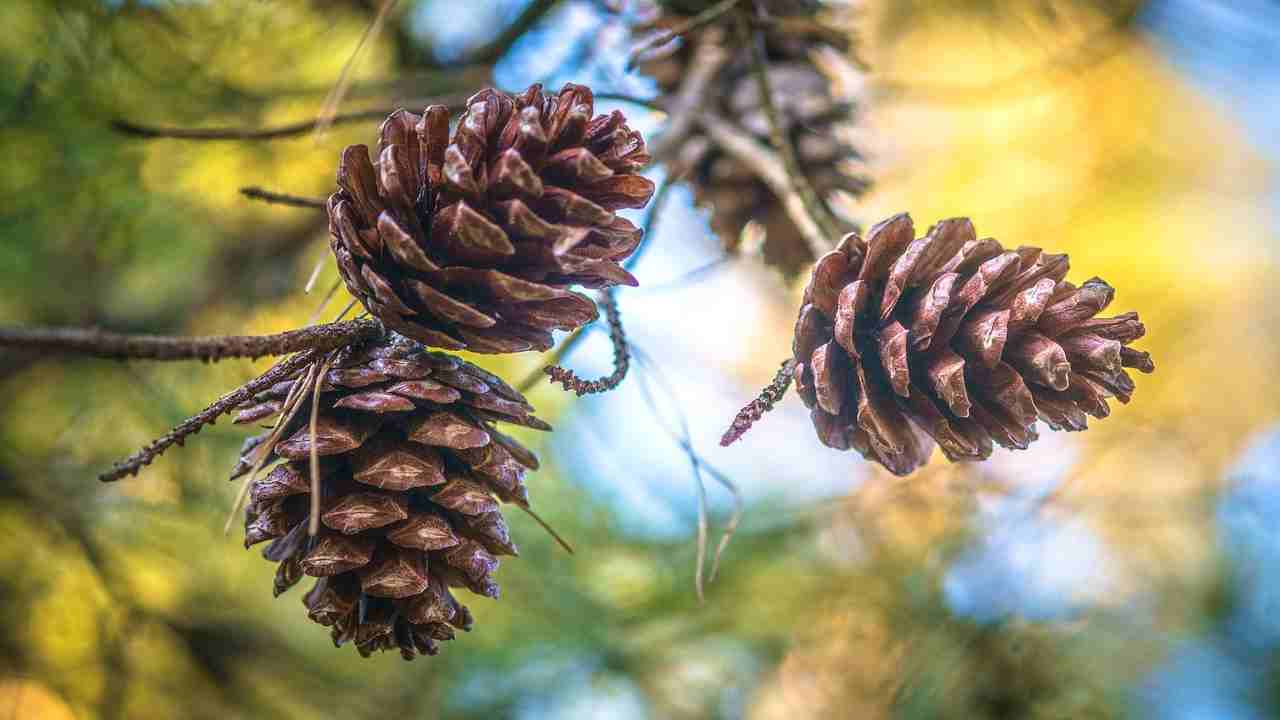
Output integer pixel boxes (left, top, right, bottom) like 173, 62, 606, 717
232, 333, 547, 659
636, 3, 870, 278
793, 213, 1155, 476
328, 83, 655, 354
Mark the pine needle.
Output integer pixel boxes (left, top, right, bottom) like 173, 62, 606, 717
308, 354, 337, 536
519, 505, 575, 555
224, 360, 319, 533
306, 279, 343, 326
303, 250, 328, 294
313, 0, 399, 140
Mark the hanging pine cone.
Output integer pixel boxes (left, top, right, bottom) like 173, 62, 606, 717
231, 333, 548, 659
792, 213, 1155, 476
636, 1, 870, 278
328, 83, 654, 353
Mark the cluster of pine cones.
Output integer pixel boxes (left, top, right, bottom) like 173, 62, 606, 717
217, 4, 1154, 660
233, 82, 654, 659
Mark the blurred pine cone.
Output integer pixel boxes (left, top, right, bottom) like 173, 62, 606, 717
636, 1, 870, 278
232, 333, 547, 659
328, 83, 654, 353
793, 213, 1154, 476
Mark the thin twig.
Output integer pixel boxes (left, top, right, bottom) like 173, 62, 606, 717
695, 111, 829, 258
306, 279, 344, 326
101, 350, 319, 482
630, 346, 744, 603
648, 32, 730, 165
627, 0, 742, 69
544, 291, 629, 396
111, 110, 389, 140
111, 95, 469, 142
0, 318, 381, 362
704, 464, 743, 583
517, 327, 585, 393
468, 0, 563, 66
593, 92, 666, 112
720, 358, 795, 446
314, 0, 400, 138
635, 256, 733, 294
241, 186, 327, 210
742, 12, 842, 243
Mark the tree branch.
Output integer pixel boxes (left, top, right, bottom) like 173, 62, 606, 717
100, 350, 321, 482
111, 94, 469, 141
742, 13, 842, 243
0, 318, 382, 362
695, 111, 830, 258
648, 32, 730, 165
240, 186, 328, 210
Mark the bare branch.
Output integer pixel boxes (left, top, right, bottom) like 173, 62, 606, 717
648, 32, 730, 165
695, 111, 830, 257
111, 94, 469, 142
544, 290, 629, 396
100, 350, 320, 482
240, 186, 327, 210
627, 0, 742, 69
720, 358, 795, 446
742, 13, 842, 242
0, 319, 382, 363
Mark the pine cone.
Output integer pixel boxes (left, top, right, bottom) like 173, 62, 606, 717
231, 333, 547, 659
328, 83, 654, 354
793, 213, 1155, 476
637, 4, 870, 278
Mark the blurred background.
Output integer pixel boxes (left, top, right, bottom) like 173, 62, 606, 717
1, 0, 1278, 717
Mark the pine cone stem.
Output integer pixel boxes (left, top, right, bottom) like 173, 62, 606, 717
0, 319, 382, 363
648, 33, 730, 163
742, 14, 842, 244
100, 350, 323, 482
543, 291, 629, 396
695, 111, 830, 258
240, 186, 327, 210
720, 358, 796, 446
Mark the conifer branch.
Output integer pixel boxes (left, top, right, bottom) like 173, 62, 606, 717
0, 319, 382, 362
240, 186, 328, 209
100, 350, 322, 482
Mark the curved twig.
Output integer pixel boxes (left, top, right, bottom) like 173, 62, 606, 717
0, 318, 381, 362
544, 291, 629, 396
